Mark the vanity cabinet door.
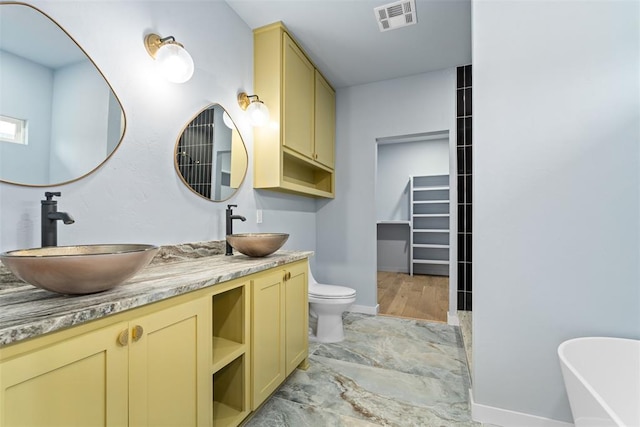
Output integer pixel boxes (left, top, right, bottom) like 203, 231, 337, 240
251, 269, 286, 409
128, 297, 210, 427
251, 260, 309, 410
0, 322, 129, 427
284, 261, 309, 376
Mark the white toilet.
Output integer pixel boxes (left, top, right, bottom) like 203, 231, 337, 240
308, 269, 356, 343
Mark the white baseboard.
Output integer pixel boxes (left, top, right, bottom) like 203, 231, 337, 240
470, 389, 574, 427
377, 267, 409, 274
348, 304, 379, 315
448, 311, 460, 326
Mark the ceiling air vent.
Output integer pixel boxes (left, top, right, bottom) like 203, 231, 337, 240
374, 0, 417, 32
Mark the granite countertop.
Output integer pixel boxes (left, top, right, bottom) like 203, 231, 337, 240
0, 241, 312, 347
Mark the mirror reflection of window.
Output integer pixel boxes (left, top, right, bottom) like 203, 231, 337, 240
0, 115, 27, 144
175, 104, 248, 202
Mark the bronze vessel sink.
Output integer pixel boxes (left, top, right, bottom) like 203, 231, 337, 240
0, 244, 159, 294
225, 233, 289, 257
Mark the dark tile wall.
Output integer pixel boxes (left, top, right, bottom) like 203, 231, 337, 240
456, 64, 472, 311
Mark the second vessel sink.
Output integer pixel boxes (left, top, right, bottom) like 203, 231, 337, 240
0, 244, 159, 294
226, 233, 289, 257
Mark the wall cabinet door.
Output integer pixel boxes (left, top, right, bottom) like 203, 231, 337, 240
284, 262, 308, 376
282, 33, 315, 159
251, 269, 286, 409
0, 322, 129, 427
314, 70, 336, 169
129, 297, 209, 427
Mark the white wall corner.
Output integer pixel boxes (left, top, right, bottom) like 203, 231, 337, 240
469, 389, 574, 427
448, 311, 460, 326
349, 304, 379, 315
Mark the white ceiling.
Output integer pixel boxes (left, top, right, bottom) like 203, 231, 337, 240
225, 0, 472, 88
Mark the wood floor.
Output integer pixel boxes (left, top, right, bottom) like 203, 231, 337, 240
377, 271, 448, 323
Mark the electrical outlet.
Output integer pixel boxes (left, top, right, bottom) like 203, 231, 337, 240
256, 209, 263, 224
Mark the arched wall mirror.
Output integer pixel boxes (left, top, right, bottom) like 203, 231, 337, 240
175, 104, 248, 201
0, 2, 126, 187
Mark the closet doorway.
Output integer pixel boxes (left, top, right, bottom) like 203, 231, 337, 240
375, 132, 451, 323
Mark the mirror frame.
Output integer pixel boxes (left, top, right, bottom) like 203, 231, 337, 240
0, 1, 127, 187
174, 104, 248, 202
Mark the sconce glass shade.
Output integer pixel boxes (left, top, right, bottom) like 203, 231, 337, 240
246, 101, 270, 127
238, 92, 270, 127
155, 42, 194, 83
145, 33, 194, 83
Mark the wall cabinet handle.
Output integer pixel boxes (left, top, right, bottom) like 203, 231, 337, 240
132, 325, 144, 342
117, 329, 129, 346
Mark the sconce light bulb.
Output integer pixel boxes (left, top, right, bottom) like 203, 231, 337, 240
247, 101, 270, 127
155, 43, 194, 83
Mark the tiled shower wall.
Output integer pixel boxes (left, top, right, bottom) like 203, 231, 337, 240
456, 64, 472, 311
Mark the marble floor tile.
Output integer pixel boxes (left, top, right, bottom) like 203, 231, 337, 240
247, 313, 479, 427
458, 310, 473, 381
244, 396, 380, 427
275, 355, 476, 426
343, 313, 460, 347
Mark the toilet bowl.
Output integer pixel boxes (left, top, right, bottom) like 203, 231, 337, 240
308, 269, 356, 343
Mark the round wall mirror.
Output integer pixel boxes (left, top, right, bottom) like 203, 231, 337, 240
0, 3, 126, 186
175, 104, 248, 201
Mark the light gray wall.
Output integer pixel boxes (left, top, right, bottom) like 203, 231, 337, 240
50, 61, 110, 182
317, 69, 457, 311
0, 1, 316, 257
473, 0, 640, 423
0, 50, 52, 183
376, 138, 449, 222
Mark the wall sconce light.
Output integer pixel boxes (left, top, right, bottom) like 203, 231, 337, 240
238, 92, 270, 127
144, 33, 194, 83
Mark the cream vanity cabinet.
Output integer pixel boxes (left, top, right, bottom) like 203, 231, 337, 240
251, 260, 309, 409
0, 258, 309, 427
254, 22, 336, 198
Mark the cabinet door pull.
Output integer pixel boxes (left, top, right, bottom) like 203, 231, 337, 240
117, 329, 129, 346
284, 271, 291, 281
132, 325, 144, 342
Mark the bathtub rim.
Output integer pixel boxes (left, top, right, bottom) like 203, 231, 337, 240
558, 336, 639, 427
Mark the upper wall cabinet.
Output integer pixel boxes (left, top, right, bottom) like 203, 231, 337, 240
253, 22, 335, 198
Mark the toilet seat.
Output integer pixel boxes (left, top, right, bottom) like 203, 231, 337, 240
309, 283, 356, 299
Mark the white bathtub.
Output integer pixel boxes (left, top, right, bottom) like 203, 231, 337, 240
558, 337, 640, 427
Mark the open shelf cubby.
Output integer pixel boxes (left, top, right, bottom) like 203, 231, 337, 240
212, 284, 247, 373
281, 151, 334, 197
212, 354, 249, 427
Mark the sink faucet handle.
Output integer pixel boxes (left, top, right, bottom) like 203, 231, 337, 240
44, 192, 61, 201
227, 204, 237, 210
